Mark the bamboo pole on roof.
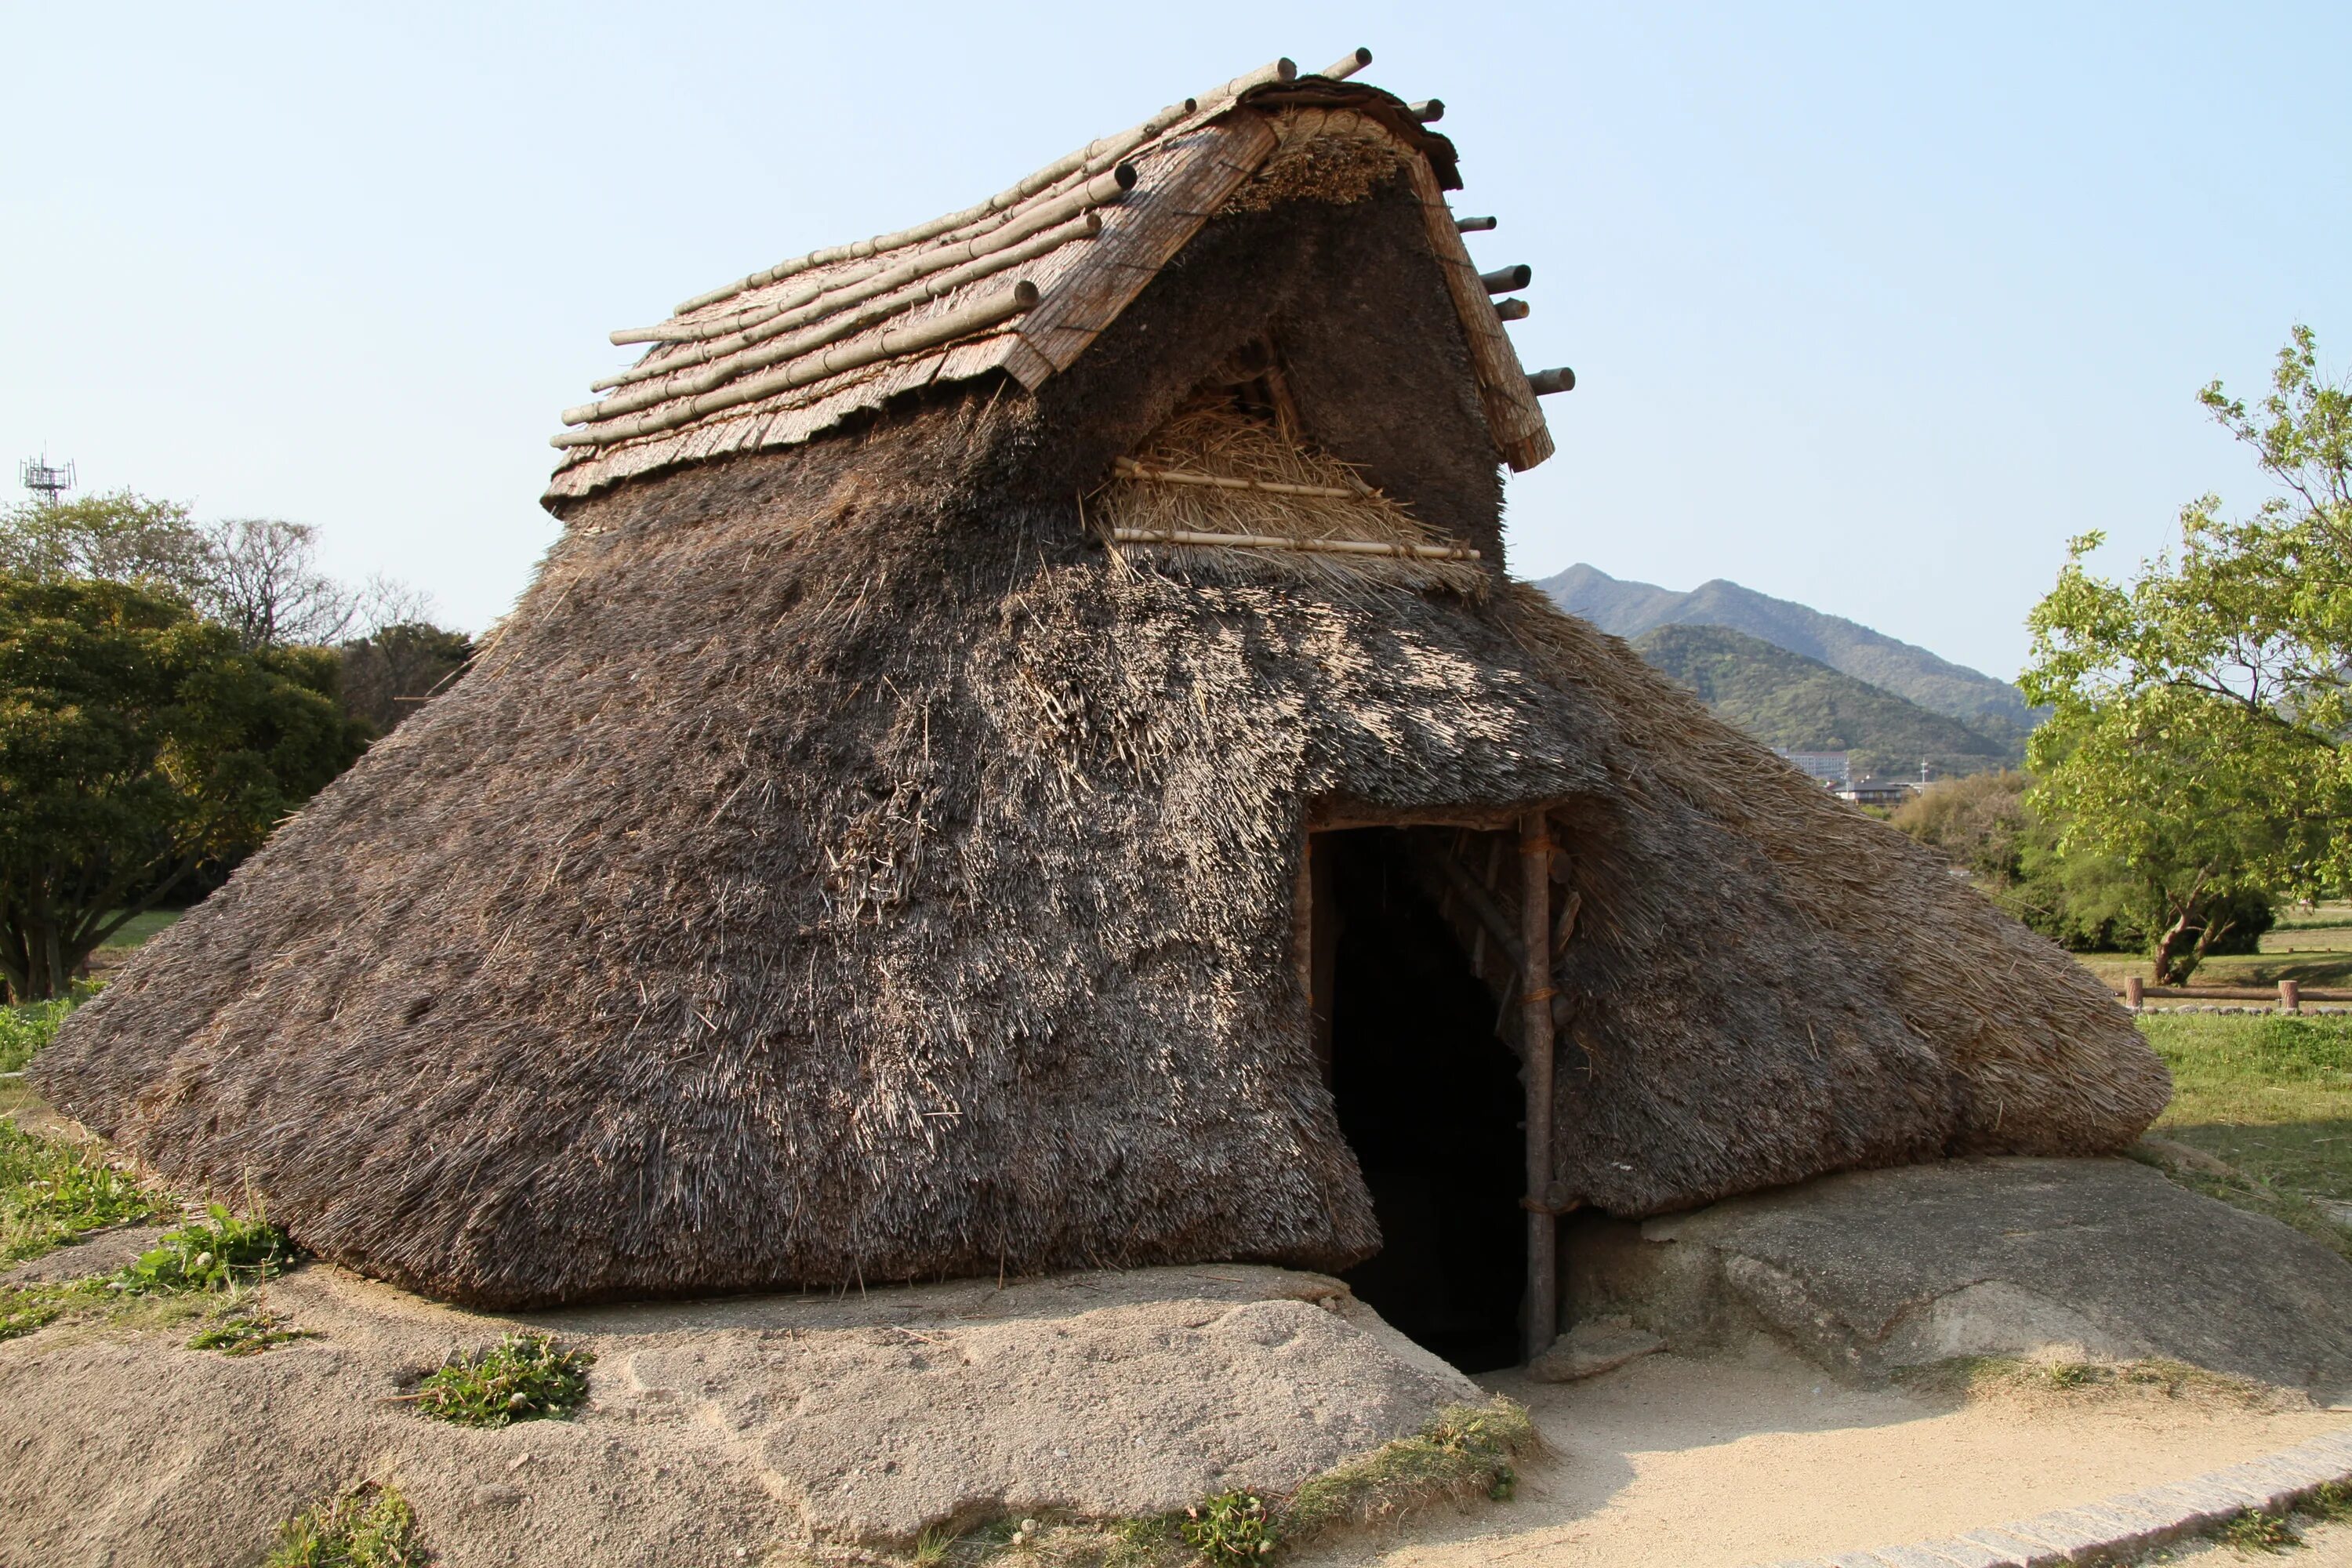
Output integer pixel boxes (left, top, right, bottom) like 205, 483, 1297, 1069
613, 165, 1134, 349
1519, 811, 1560, 1364
552, 283, 1039, 449
1109, 528, 1479, 561
1112, 457, 1361, 499
660, 55, 1292, 320
1210, 57, 1296, 99
1319, 47, 1372, 80
573, 210, 1102, 421
1456, 215, 1497, 232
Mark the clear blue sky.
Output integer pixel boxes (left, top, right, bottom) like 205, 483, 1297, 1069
4, 2, 2343, 681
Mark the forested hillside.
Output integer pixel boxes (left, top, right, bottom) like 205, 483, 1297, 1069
1632, 623, 2022, 778
1544, 563, 2040, 736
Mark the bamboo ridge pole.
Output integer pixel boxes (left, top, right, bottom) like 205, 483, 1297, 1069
667, 98, 1207, 319
552, 283, 1039, 449
569, 212, 1100, 423
1112, 457, 1362, 499
1109, 528, 1480, 561
1527, 367, 1577, 396
1494, 299, 1530, 321
1456, 215, 1497, 232
662, 55, 1294, 319
1481, 263, 1533, 295
611, 165, 1133, 350
1404, 154, 1552, 470
1519, 811, 1559, 1363
1410, 100, 1446, 123
1319, 47, 1372, 80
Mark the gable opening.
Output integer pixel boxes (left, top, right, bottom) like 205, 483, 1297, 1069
1093, 357, 1489, 591
1311, 826, 1528, 1374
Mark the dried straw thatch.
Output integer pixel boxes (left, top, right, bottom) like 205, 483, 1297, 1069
32, 60, 2164, 1312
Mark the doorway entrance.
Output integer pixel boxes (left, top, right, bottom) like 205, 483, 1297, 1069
1316, 828, 1527, 1374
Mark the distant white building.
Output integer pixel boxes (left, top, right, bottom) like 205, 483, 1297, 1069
1775, 750, 1850, 789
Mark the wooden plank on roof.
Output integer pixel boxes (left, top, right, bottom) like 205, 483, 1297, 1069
1402, 154, 1555, 473
1000, 112, 1282, 392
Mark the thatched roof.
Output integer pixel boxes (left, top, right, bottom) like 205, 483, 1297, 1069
545, 57, 1552, 503
32, 57, 2165, 1311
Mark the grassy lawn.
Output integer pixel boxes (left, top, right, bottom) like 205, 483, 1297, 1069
2138, 1011, 2352, 1261
99, 908, 182, 949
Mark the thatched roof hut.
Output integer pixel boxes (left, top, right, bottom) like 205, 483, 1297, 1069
35, 53, 2164, 1356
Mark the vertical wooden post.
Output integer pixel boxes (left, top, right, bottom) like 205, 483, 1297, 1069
2281, 978, 2300, 1014
1519, 811, 1558, 1363
2125, 975, 2143, 1010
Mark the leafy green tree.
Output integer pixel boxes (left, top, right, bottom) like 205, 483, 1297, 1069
1894, 771, 2269, 958
0, 576, 365, 1000
0, 491, 213, 596
339, 621, 473, 735
2023, 326, 2350, 983
2, 493, 380, 651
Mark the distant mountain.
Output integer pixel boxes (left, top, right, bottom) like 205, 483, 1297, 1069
1631, 624, 2020, 778
1540, 564, 2039, 735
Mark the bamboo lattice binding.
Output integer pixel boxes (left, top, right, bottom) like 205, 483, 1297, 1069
1097, 397, 1486, 586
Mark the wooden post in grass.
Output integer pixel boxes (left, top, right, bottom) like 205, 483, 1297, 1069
2125, 975, 2143, 1010
1519, 811, 1559, 1363
2281, 979, 2300, 1014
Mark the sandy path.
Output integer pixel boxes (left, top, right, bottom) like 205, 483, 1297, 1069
1292, 1341, 2352, 1568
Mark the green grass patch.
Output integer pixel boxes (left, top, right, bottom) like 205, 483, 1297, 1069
1280, 1397, 1530, 1538
118, 1203, 296, 1294
0, 1276, 107, 1340
264, 1483, 427, 1568
1, 1203, 296, 1343
409, 1331, 594, 1427
97, 908, 182, 950
1900, 1354, 2288, 1408
187, 1305, 313, 1356
884, 1399, 1537, 1568
0, 1121, 158, 1263
2218, 1507, 2302, 1554
2136, 1011, 2352, 1261
0, 996, 81, 1074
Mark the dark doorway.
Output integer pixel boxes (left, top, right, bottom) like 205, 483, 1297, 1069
1319, 829, 1526, 1373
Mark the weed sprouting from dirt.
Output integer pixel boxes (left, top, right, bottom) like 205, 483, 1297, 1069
2219, 1507, 2303, 1554
264, 1483, 427, 1567
0, 1122, 157, 1264
1180, 1493, 1275, 1566
116, 1203, 296, 1294
2307, 1481, 2352, 1522
411, 1332, 594, 1427
2, 1201, 296, 1343
187, 1306, 314, 1356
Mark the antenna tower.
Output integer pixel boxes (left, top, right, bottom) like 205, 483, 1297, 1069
19, 456, 75, 507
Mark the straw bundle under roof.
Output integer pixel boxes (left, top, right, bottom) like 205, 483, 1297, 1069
31, 58, 2165, 1312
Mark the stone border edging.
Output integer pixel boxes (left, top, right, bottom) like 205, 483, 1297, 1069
1754, 1427, 2352, 1568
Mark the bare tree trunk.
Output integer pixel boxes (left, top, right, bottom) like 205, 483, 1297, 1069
2152, 913, 2192, 987
2185, 916, 2234, 983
